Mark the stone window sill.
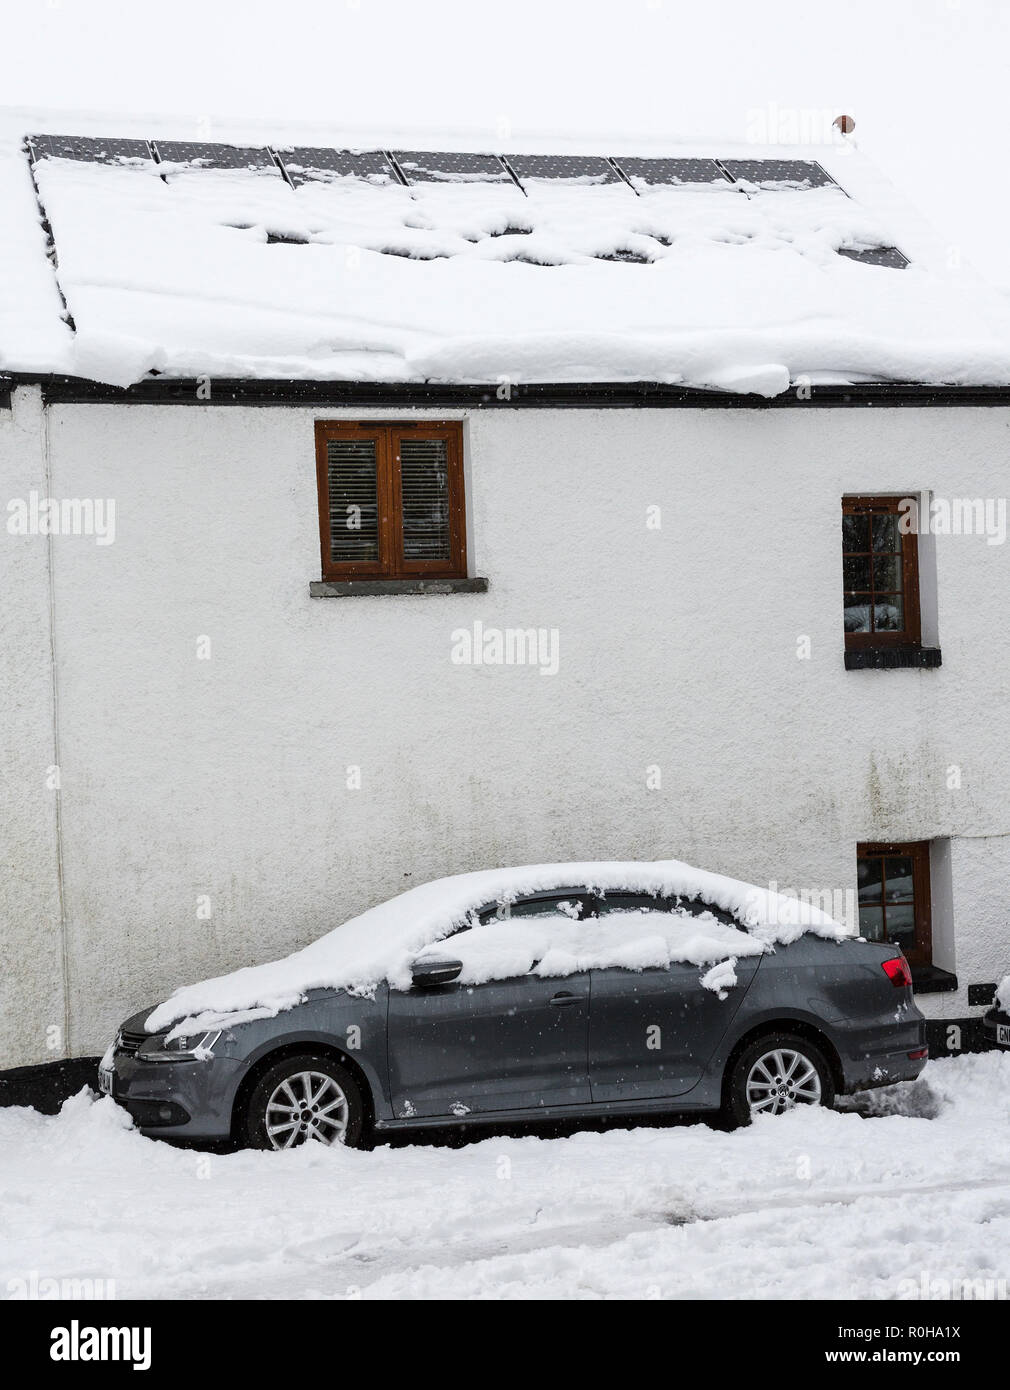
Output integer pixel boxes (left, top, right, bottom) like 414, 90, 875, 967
309, 577, 488, 598
845, 645, 942, 671
911, 965, 958, 994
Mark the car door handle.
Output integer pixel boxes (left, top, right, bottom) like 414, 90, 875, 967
548, 992, 581, 1007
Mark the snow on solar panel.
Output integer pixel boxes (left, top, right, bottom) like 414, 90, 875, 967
720, 158, 836, 188
505, 154, 623, 186
152, 141, 278, 173
275, 148, 398, 186
29, 134, 152, 165
613, 156, 731, 188
392, 151, 510, 184
838, 246, 909, 269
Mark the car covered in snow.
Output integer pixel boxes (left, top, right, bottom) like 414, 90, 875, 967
99, 859, 928, 1148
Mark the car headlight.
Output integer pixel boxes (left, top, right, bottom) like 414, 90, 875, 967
137, 1030, 221, 1063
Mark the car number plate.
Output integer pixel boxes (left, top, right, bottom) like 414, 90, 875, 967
98, 1066, 114, 1096
998, 1024, 1010, 1047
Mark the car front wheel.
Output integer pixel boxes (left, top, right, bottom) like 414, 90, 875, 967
243, 1053, 366, 1150
726, 1032, 834, 1126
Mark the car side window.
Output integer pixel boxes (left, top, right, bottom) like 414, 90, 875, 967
510, 893, 591, 920
422, 887, 748, 987
471, 892, 592, 925
590, 890, 743, 936
428, 896, 592, 985
592, 891, 670, 915
671, 895, 740, 929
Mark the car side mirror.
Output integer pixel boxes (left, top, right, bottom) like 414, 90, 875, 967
411, 958, 463, 988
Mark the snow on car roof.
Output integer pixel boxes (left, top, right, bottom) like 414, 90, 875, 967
2, 117, 1010, 394
144, 858, 848, 1036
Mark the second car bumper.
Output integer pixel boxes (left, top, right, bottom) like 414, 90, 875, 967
981, 1008, 1010, 1048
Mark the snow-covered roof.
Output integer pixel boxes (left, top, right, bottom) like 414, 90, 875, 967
3, 122, 1010, 395
143, 857, 849, 1038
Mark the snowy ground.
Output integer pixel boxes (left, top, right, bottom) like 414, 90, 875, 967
2, 1052, 1009, 1300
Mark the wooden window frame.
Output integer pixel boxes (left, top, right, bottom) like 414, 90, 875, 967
856, 839, 932, 967
842, 495, 922, 649
315, 420, 467, 581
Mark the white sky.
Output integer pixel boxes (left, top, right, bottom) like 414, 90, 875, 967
2, 0, 1007, 284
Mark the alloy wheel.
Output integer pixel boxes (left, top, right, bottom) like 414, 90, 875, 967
745, 1048, 822, 1117
264, 1070, 349, 1149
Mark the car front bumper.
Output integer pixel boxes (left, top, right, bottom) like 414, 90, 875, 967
104, 1047, 245, 1140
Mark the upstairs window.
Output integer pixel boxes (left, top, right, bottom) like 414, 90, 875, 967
315, 421, 466, 581
842, 496, 921, 649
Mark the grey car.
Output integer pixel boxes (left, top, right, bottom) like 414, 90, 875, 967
100, 885, 928, 1147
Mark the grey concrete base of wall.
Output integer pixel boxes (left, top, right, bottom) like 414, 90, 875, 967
923, 1016, 987, 1058
0, 1056, 99, 1113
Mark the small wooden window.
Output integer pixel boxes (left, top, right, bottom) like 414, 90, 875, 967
856, 840, 932, 967
842, 496, 921, 647
315, 421, 466, 580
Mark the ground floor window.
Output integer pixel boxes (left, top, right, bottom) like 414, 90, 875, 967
856, 840, 932, 966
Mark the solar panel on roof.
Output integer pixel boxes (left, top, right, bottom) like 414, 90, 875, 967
392, 151, 510, 184
275, 147, 398, 186
29, 134, 152, 165
612, 156, 731, 188
838, 246, 909, 270
505, 154, 623, 186
720, 158, 836, 188
152, 141, 277, 172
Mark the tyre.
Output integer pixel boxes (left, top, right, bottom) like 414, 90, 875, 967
725, 1032, 835, 1127
242, 1053, 366, 1150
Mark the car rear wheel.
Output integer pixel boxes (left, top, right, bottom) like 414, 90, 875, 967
243, 1053, 365, 1150
726, 1032, 835, 1126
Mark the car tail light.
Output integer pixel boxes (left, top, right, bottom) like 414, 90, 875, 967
908, 1047, 928, 1060
882, 955, 913, 988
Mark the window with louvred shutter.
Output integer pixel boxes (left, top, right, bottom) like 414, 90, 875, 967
315, 421, 466, 580
326, 439, 380, 563
399, 438, 451, 562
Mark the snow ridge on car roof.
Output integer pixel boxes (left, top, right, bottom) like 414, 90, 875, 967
144, 857, 849, 1037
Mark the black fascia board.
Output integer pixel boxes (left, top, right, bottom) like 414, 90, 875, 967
10, 374, 1010, 409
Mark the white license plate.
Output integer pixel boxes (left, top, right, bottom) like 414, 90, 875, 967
997, 1024, 1010, 1047
98, 1066, 114, 1095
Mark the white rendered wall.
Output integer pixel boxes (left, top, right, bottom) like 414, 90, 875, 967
0, 389, 66, 1067
2, 387, 1008, 1066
